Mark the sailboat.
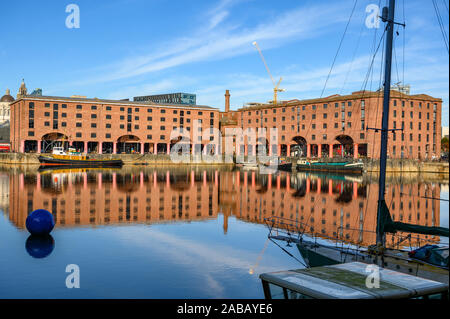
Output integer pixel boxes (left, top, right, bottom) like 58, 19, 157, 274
262, 0, 449, 289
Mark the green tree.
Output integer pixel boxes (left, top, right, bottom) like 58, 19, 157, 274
441, 137, 449, 153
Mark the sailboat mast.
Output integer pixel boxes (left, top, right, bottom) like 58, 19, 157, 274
376, 0, 396, 245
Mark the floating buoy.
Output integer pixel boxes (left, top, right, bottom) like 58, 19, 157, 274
25, 235, 55, 258
25, 209, 55, 235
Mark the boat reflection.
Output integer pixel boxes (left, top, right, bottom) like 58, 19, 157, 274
3, 167, 443, 249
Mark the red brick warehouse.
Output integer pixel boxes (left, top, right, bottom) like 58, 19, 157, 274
220, 89, 442, 159
10, 94, 220, 154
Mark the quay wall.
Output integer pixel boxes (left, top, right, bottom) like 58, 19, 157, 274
0, 153, 448, 176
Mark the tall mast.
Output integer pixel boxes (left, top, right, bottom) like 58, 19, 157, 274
376, 0, 396, 246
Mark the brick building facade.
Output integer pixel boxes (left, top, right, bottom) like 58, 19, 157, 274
220, 90, 442, 159
10, 95, 219, 154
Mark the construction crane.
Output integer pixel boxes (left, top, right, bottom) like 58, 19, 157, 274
252, 41, 285, 105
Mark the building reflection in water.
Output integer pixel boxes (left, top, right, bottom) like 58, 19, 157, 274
5, 167, 442, 248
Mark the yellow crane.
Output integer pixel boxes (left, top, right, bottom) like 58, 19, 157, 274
252, 41, 285, 105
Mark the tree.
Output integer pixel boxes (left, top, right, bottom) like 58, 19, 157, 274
441, 137, 449, 153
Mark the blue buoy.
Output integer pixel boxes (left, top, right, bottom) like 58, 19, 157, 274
25, 235, 55, 258
25, 209, 55, 235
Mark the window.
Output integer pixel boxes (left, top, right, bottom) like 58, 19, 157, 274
120, 115, 125, 120
53, 104, 58, 110
106, 106, 111, 111
45, 112, 50, 117
106, 123, 111, 128
161, 109, 166, 114
76, 132, 82, 138
44, 121, 50, 126
106, 115, 111, 119
76, 122, 82, 127
29, 102, 35, 109
134, 125, 139, 129
147, 116, 152, 121
120, 124, 124, 129
161, 126, 165, 130
61, 113, 67, 118
91, 105, 97, 110
147, 135, 152, 139
161, 117, 165, 122
323, 134, 327, 140
91, 133, 96, 138
28, 131, 34, 136
91, 114, 97, 119
106, 133, 111, 138
61, 122, 67, 127
45, 103, 50, 108
120, 107, 125, 112
28, 120, 34, 129
323, 113, 327, 119
160, 135, 165, 140
135, 116, 139, 120
135, 108, 139, 112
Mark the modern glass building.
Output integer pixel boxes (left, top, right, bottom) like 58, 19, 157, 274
134, 93, 196, 105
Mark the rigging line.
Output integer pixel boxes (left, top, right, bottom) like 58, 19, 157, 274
393, 30, 401, 85
268, 237, 308, 268
399, 193, 449, 202
432, 0, 450, 53
402, 0, 405, 86
320, 0, 359, 98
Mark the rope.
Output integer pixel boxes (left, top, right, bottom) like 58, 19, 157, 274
320, 0, 359, 98
432, 0, 450, 53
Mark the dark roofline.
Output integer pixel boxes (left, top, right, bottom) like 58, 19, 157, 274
236, 90, 442, 111
10, 95, 217, 110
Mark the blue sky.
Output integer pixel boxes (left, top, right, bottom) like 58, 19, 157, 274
0, 0, 448, 125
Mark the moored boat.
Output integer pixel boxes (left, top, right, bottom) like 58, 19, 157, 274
296, 160, 363, 174
38, 147, 123, 167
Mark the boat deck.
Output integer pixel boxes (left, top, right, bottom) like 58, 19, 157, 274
260, 262, 449, 299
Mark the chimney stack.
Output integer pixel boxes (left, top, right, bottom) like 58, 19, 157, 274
225, 90, 230, 113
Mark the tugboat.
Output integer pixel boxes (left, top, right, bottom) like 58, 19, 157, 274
38, 146, 123, 167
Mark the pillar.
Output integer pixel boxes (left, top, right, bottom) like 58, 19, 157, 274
141, 142, 144, 155
166, 171, 170, 188
244, 172, 248, 188
318, 144, 322, 158
286, 174, 290, 192
306, 177, 310, 194
83, 172, 87, 189
98, 141, 103, 154
276, 175, 280, 190
154, 144, 157, 155
251, 171, 255, 188
167, 143, 170, 155
340, 144, 344, 157
307, 144, 311, 158
268, 174, 272, 189
329, 144, 333, 158
277, 144, 281, 157
203, 171, 207, 187
353, 182, 358, 199
20, 140, 25, 153
113, 142, 117, 154
84, 141, 88, 153
287, 144, 291, 157
244, 144, 248, 156
268, 144, 272, 156
328, 179, 333, 195
20, 173, 24, 191
36, 173, 41, 191
153, 171, 157, 188
37, 141, 41, 153
98, 173, 102, 190
317, 178, 321, 194
113, 172, 117, 190
191, 171, 195, 188
140, 171, 144, 189
354, 143, 358, 159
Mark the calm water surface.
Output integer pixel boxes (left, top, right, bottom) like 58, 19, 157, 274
0, 166, 447, 298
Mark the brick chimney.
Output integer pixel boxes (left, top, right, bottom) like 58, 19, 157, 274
225, 90, 230, 113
